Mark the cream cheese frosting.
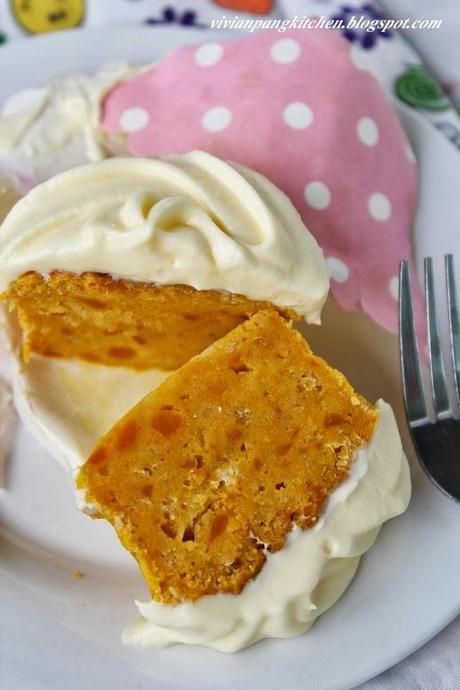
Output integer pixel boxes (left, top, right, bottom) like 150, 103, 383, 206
0, 175, 21, 487
0, 355, 16, 488
123, 400, 411, 652
11, 354, 168, 473
0, 63, 140, 180
0, 171, 22, 222
0, 374, 16, 488
0, 152, 330, 322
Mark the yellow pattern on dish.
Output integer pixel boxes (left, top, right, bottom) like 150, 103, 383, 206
11, 0, 84, 34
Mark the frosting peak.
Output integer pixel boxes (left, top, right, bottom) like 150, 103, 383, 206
0, 152, 329, 321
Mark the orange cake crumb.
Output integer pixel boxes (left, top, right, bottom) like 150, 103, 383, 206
2, 271, 296, 370
76, 310, 378, 604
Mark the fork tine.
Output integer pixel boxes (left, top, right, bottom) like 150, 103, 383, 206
399, 260, 427, 425
424, 257, 450, 417
445, 254, 460, 408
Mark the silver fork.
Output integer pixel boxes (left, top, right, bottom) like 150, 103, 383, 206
399, 255, 460, 501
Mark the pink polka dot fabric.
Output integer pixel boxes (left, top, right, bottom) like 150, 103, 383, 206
101, 28, 420, 336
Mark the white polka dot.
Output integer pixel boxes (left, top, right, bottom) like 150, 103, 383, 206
327, 257, 350, 283
304, 181, 331, 210
357, 117, 379, 146
389, 276, 399, 300
368, 193, 392, 222
1, 87, 46, 117
283, 102, 313, 130
270, 39, 301, 64
194, 42, 223, 67
406, 143, 416, 163
202, 106, 232, 132
119, 107, 150, 133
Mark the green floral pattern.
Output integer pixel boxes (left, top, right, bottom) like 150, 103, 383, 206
395, 65, 450, 111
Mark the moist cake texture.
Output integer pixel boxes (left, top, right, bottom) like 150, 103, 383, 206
77, 310, 378, 604
2, 271, 295, 370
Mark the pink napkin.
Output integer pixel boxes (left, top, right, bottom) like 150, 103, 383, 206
102, 28, 422, 336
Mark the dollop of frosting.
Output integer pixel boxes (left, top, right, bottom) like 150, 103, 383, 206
0, 171, 21, 222
0, 63, 139, 180
0, 307, 17, 488
0, 152, 329, 321
122, 401, 411, 652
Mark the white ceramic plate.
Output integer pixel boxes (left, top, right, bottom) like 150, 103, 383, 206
1, 26, 460, 690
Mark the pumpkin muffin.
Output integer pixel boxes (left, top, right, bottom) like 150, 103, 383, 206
76, 310, 378, 604
0, 153, 330, 372
3, 271, 295, 370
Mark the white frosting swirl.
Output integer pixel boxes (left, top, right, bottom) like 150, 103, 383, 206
0, 63, 140, 180
0, 171, 21, 223
122, 401, 411, 652
0, 152, 329, 321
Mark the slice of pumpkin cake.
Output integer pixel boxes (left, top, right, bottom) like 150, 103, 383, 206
76, 310, 411, 651
4, 272, 290, 370
0, 152, 329, 371
76, 310, 380, 603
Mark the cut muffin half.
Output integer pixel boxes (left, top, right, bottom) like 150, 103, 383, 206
3, 271, 295, 370
0, 153, 330, 371
76, 310, 378, 604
